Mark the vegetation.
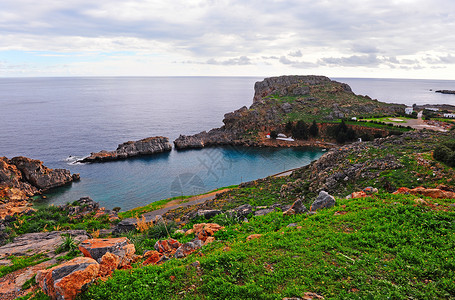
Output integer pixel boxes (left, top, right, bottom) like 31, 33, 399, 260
0, 254, 48, 278
82, 193, 455, 299
433, 140, 455, 167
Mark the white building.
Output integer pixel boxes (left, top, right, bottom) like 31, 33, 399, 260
405, 107, 413, 115
426, 108, 439, 112
444, 113, 455, 118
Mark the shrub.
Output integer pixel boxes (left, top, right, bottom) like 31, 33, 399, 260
292, 120, 309, 140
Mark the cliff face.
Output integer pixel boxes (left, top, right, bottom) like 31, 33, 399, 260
174, 75, 405, 149
0, 156, 79, 201
80, 136, 172, 163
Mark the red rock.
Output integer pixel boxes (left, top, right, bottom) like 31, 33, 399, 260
36, 257, 99, 300
393, 187, 411, 194
143, 250, 163, 266
154, 238, 181, 255
351, 191, 367, 198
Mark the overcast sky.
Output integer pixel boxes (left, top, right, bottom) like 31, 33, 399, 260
1, 0, 455, 78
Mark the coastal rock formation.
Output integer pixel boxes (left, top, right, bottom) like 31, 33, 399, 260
174, 75, 404, 150
0, 156, 79, 219
80, 136, 172, 163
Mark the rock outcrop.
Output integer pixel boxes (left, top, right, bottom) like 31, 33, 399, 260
0, 156, 79, 219
174, 75, 404, 150
36, 257, 99, 300
435, 90, 455, 95
80, 136, 172, 163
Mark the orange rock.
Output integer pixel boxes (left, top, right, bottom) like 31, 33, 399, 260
246, 234, 262, 241
204, 236, 215, 245
351, 191, 367, 199
143, 250, 163, 266
394, 187, 455, 199
98, 252, 120, 277
36, 257, 99, 300
393, 187, 411, 194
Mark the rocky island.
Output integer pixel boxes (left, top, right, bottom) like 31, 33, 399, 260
174, 75, 405, 149
79, 136, 172, 163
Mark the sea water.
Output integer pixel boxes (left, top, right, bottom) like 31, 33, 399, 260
0, 77, 453, 210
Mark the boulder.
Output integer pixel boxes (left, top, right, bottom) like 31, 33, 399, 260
98, 252, 121, 277
310, 191, 336, 212
154, 239, 182, 255
227, 204, 253, 218
283, 198, 308, 215
174, 240, 203, 259
143, 250, 164, 266
185, 223, 224, 242
254, 208, 274, 216
36, 257, 99, 300
113, 218, 137, 234
363, 187, 378, 194
78, 237, 135, 267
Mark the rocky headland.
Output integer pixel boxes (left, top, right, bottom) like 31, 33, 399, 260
174, 75, 405, 149
79, 136, 172, 163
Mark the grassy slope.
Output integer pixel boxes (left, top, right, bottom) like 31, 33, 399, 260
82, 193, 455, 299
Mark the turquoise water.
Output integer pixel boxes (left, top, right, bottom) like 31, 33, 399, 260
43, 146, 323, 210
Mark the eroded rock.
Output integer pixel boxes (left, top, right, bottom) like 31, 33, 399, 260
310, 191, 336, 212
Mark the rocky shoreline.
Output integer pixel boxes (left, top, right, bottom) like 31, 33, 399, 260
0, 156, 80, 219
79, 136, 172, 163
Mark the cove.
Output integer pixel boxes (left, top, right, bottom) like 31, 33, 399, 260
41, 146, 324, 211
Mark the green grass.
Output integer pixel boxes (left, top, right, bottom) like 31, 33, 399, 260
0, 254, 49, 278
363, 116, 412, 123
81, 193, 455, 299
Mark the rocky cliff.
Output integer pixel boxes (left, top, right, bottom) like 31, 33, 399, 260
80, 136, 172, 163
174, 75, 405, 149
0, 156, 79, 218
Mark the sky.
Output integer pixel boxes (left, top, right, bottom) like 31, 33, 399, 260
1, 0, 455, 79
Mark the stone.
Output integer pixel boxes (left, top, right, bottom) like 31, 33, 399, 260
197, 209, 222, 219
113, 218, 137, 234
78, 237, 134, 265
154, 239, 182, 255
393, 186, 455, 199
204, 236, 216, 245
228, 204, 253, 218
310, 191, 336, 212
283, 198, 308, 215
413, 198, 428, 205
350, 191, 367, 199
254, 208, 274, 216
143, 250, 164, 266
363, 187, 378, 194
36, 257, 99, 300
98, 252, 120, 277
80, 136, 172, 163
246, 234, 262, 241
0, 230, 89, 259
174, 240, 203, 259
287, 223, 298, 227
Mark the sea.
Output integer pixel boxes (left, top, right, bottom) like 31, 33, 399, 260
0, 77, 454, 210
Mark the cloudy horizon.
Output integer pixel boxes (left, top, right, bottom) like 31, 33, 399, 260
1, 0, 455, 79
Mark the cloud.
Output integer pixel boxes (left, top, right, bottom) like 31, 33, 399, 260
1, 0, 455, 77
288, 50, 302, 57
206, 56, 252, 65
